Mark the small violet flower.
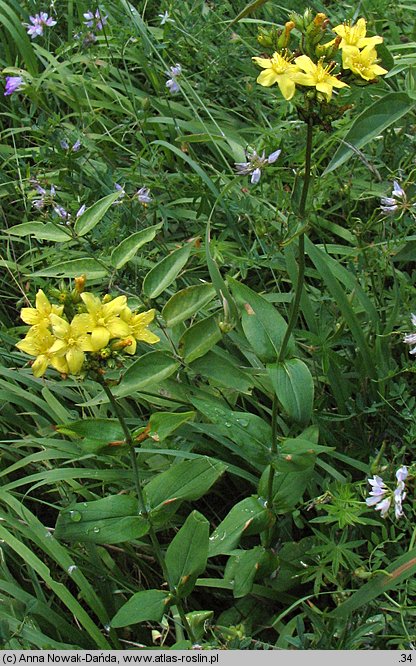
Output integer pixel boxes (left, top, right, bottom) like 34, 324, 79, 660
366, 465, 408, 519
53, 205, 70, 223
83, 9, 107, 31
235, 148, 281, 185
136, 187, 152, 205
158, 11, 173, 25
76, 204, 86, 218
404, 313, 416, 355
4, 76, 24, 96
24, 12, 57, 39
165, 64, 182, 94
380, 180, 415, 215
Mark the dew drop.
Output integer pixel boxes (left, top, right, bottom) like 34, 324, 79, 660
224, 422, 232, 428
68, 510, 82, 522
104, 624, 111, 635
237, 419, 249, 427
93, 526, 100, 533
67, 565, 77, 575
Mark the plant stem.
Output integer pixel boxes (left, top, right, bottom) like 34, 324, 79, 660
265, 120, 314, 543
265, 396, 279, 548
100, 379, 197, 644
277, 119, 313, 363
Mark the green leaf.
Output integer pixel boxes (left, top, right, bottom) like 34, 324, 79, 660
142, 243, 193, 299
6, 222, 72, 242
267, 358, 314, 425
55, 495, 149, 544
112, 352, 180, 398
31, 258, 108, 279
226, 546, 268, 598
56, 418, 124, 442
148, 411, 195, 442
179, 313, 222, 364
165, 511, 209, 597
324, 93, 415, 174
162, 283, 216, 327
273, 437, 331, 473
228, 278, 295, 362
258, 465, 313, 514
190, 350, 254, 394
305, 237, 377, 381
229, 0, 269, 25
330, 548, 416, 618
110, 223, 163, 269
145, 457, 226, 525
111, 590, 171, 628
74, 191, 121, 237
189, 394, 271, 468
209, 497, 274, 557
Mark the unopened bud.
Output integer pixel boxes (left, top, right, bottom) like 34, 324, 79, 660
277, 21, 295, 49
313, 12, 328, 28
74, 274, 86, 293
102, 294, 112, 304
111, 337, 133, 350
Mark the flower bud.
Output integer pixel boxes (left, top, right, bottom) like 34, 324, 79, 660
74, 274, 86, 294
277, 21, 295, 49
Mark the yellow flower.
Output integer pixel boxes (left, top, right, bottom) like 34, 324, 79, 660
80, 293, 130, 350
293, 55, 349, 101
16, 327, 68, 377
20, 289, 64, 328
342, 44, 388, 81
119, 307, 160, 355
333, 18, 383, 50
252, 51, 300, 100
49, 314, 94, 375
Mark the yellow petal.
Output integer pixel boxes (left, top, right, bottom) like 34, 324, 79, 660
49, 339, 67, 354
256, 69, 279, 87
66, 348, 85, 374
71, 313, 93, 335
333, 23, 347, 39
291, 72, 316, 87
51, 356, 69, 374
35, 289, 51, 315
358, 35, 383, 48
16, 336, 39, 356
370, 63, 388, 76
50, 314, 70, 338
77, 334, 95, 352
107, 318, 131, 339
102, 295, 127, 317
136, 329, 160, 344
20, 307, 41, 325
32, 355, 50, 377
80, 292, 101, 314
278, 75, 296, 100
252, 56, 273, 69
91, 327, 110, 350
316, 81, 334, 100
294, 55, 316, 75
120, 306, 133, 323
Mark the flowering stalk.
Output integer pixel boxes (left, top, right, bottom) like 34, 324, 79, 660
265, 121, 313, 545
99, 379, 196, 644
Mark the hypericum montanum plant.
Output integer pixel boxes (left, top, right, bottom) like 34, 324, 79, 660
249, 9, 388, 549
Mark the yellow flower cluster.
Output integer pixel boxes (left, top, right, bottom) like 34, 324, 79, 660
333, 19, 387, 82
253, 18, 387, 101
16, 289, 159, 377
